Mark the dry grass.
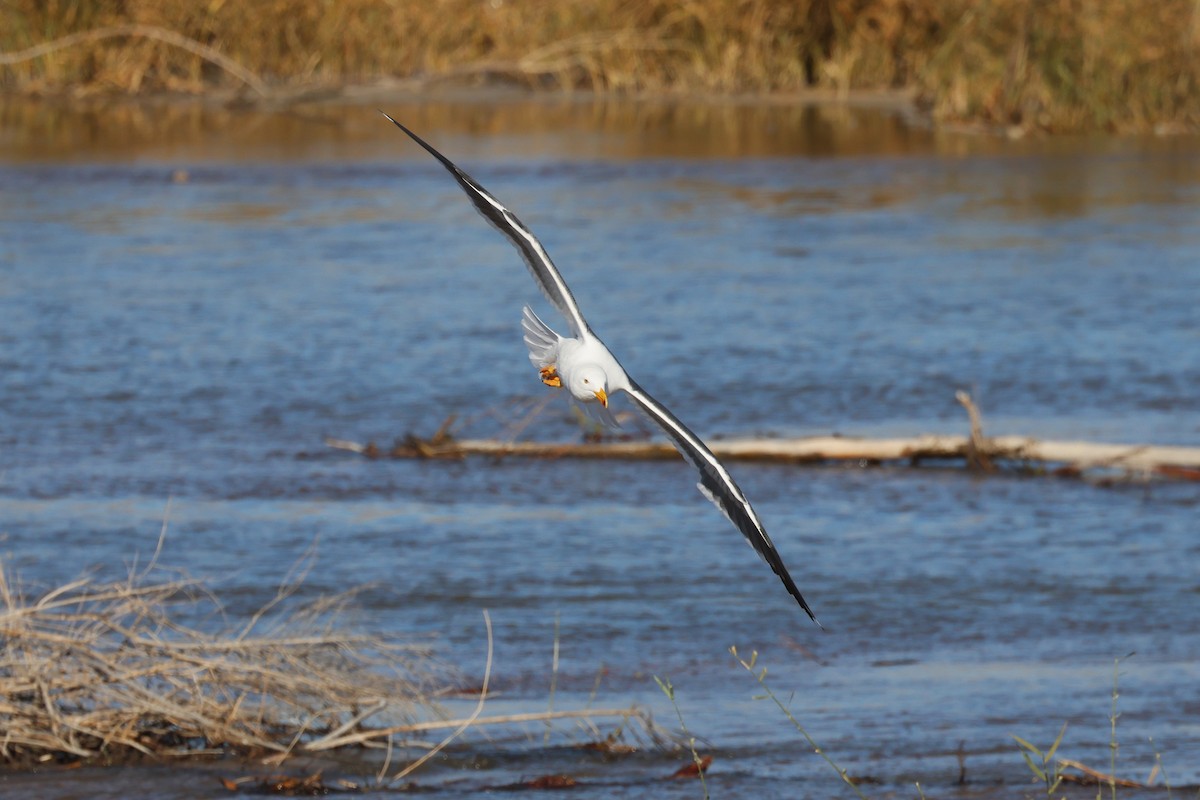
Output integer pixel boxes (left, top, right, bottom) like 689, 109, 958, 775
0, 557, 442, 766
0, 554, 663, 777
0, 0, 1198, 130
918, 0, 1200, 132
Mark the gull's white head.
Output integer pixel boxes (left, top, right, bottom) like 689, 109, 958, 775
571, 365, 609, 408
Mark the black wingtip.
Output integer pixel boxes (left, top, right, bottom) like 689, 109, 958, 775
794, 591, 823, 629
759, 536, 820, 626
378, 110, 406, 136
776, 565, 821, 627
379, 112, 465, 178
379, 111, 422, 149
762, 562, 821, 626
378, 109, 406, 135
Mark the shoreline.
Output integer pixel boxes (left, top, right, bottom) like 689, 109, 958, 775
0, 86, 946, 164
7, 81, 1197, 140
2, 79, 922, 115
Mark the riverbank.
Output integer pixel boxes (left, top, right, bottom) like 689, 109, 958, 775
2, 0, 1198, 134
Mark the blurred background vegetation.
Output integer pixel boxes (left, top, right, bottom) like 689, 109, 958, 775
2, 0, 1198, 132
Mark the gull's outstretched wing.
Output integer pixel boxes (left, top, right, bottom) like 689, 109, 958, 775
623, 378, 819, 623
383, 114, 590, 339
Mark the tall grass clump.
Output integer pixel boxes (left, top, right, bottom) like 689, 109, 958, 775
1, 0, 1197, 131
1012, 723, 1069, 796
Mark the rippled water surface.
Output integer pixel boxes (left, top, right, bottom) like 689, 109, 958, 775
1, 98, 1199, 798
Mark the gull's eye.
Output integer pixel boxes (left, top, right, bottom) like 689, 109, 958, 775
583, 378, 589, 384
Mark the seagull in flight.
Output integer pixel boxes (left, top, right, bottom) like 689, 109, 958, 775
384, 113, 818, 624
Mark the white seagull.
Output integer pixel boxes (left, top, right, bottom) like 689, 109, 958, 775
385, 114, 818, 623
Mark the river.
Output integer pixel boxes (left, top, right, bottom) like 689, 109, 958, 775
1, 96, 1198, 798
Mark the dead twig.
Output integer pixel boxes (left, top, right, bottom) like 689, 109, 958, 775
305, 706, 652, 751
956, 390, 995, 472
1057, 758, 1146, 788
387, 609, 492, 783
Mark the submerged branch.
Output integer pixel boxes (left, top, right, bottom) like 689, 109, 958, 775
305, 707, 651, 752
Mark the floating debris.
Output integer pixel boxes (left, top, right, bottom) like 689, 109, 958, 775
669, 755, 713, 779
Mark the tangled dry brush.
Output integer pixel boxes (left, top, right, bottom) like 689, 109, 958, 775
0, 559, 443, 767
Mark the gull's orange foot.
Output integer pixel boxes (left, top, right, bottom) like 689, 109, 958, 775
539, 366, 562, 388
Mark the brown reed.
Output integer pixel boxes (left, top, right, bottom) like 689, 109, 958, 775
0, 2, 1197, 131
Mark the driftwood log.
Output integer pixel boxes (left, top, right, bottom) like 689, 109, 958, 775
326, 432, 1200, 479
326, 393, 1200, 481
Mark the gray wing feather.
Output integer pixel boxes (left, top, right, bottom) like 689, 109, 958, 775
522, 305, 561, 367
383, 113, 591, 339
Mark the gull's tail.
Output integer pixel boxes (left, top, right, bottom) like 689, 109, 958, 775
521, 305, 561, 368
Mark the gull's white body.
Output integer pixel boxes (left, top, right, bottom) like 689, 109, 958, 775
522, 306, 626, 428
385, 113, 819, 624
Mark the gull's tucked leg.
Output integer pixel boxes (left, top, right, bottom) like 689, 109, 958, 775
539, 366, 562, 388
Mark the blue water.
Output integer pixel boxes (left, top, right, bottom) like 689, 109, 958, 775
1, 101, 1199, 798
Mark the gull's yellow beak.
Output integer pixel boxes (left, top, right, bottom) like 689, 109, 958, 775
593, 388, 608, 407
